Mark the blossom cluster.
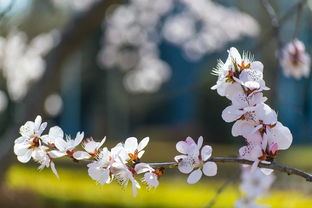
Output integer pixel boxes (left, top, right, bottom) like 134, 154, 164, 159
212, 47, 293, 172
235, 167, 275, 208
13, 116, 164, 196
13, 116, 220, 196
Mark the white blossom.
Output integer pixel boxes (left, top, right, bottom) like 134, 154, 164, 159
280, 39, 311, 79
73, 137, 106, 160
175, 136, 217, 184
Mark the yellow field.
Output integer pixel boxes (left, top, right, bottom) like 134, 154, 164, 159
5, 164, 312, 208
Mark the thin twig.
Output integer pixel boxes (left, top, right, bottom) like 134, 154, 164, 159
259, 0, 282, 51
205, 175, 237, 208
147, 157, 312, 182
0, 0, 15, 21
293, 0, 306, 39
253, 0, 307, 52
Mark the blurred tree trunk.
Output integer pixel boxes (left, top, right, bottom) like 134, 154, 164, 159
0, 0, 123, 180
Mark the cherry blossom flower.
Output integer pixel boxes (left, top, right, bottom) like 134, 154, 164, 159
123, 137, 149, 162
73, 137, 106, 160
32, 145, 59, 178
41, 126, 64, 147
135, 163, 162, 189
240, 167, 275, 199
111, 156, 141, 197
280, 39, 311, 79
14, 116, 47, 163
231, 103, 277, 137
175, 136, 217, 184
222, 91, 267, 123
87, 147, 114, 185
54, 131, 84, 157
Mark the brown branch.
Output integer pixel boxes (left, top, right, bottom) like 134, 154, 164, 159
147, 157, 312, 182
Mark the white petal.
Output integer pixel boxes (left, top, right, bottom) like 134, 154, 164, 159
124, 137, 138, 153
49, 126, 64, 139
228, 47, 242, 63
137, 150, 145, 159
176, 141, 188, 154
14, 142, 29, 156
17, 149, 32, 163
201, 145, 212, 161
174, 155, 187, 162
73, 151, 91, 160
222, 106, 243, 122
187, 169, 202, 184
48, 150, 66, 158
38, 122, 47, 135
135, 163, 153, 174
197, 136, 203, 149
74, 132, 84, 146
50, 162, 59, 178
260, 168, 274, 175
250, 61, 264, 72
178, 158, 194, 174
203, 162, 217, 176
267, 122, 292, 150
34, 115, 42, 130
54, 137, 67, 152
138, 137, 149, 151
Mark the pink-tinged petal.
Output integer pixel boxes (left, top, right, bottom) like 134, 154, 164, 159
17, 149, 32, 163
201, 145, 212, 161
73, 151, 91, 160
203, 162, 217, 176
222, 106, 243, 122
124, 137, 138, 153
176, 141, 188, 154
178, 158, 194, 174
138, 137, 149, 151
187, 144, 200, 157
185, 136, 196, 145
232, 120, 258, 137
267, 122, 292, 150
50, 162, 59, 178
187, 169, 203, 184
197, 136, 203, 149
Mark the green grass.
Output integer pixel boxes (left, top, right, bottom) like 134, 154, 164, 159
5, 164, 312, 208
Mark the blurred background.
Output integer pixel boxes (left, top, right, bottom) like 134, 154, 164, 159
0, 0, 312, 207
